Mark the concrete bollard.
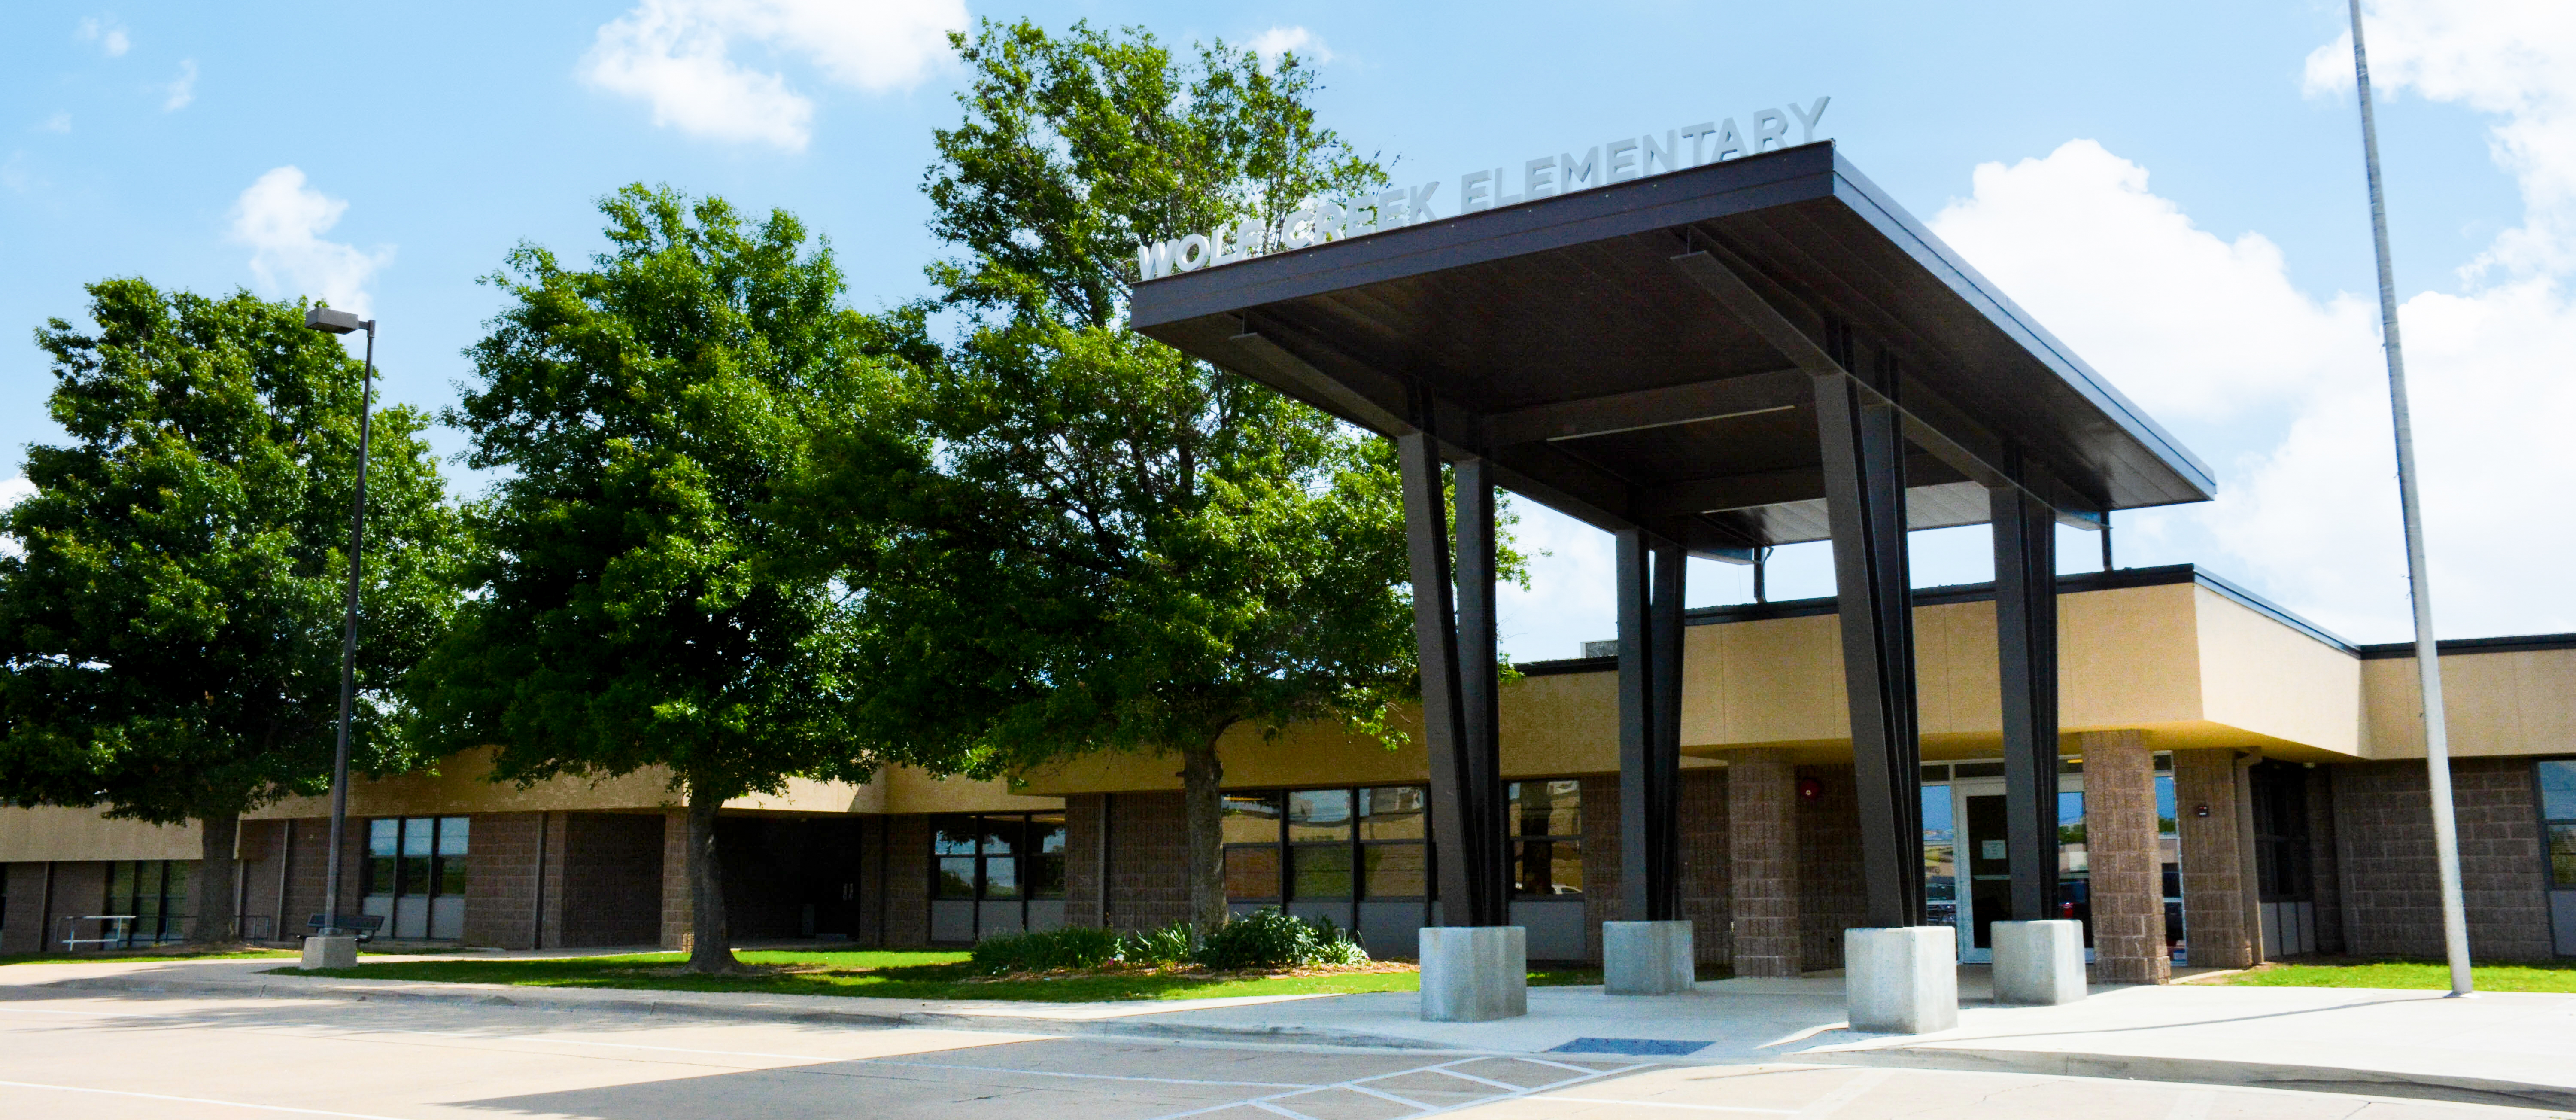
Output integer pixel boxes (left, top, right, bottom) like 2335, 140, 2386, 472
1990, 919, 2088, 1005
301, 934, 358, 971
1844, 926, 1958, 1033
1602, 920, 1696, 995
1419, 925, 1528, 1022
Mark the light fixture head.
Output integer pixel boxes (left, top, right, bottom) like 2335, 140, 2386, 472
305, 306, 365, 335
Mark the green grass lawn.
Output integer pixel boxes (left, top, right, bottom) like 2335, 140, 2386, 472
277, 950, 1638, 1003
2221, 958, 2576, 993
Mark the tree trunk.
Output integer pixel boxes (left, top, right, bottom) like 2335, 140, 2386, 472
684, 786, 741, 973
1180, 738, 1227, 934
187, 812, 240, 943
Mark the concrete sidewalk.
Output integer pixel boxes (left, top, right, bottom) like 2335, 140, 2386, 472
9, 956, 2573, 1112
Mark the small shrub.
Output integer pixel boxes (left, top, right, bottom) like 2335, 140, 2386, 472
1196, 908, 1369, 970
971, 925, 1124, 975
1117, 922, 1198, 966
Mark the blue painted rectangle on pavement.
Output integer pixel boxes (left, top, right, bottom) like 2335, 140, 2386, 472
1547, 1038, 1713, 1056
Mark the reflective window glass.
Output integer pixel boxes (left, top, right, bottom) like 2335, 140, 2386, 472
982, 856, 1021, 898
1286, 789, 1352, 843
1221, 793, 1284, 845
936, 857, 976, 898
1030, 815, 1066, 854
932, 818, 979, 855
1362, 843, 1426, 898
2550, 824, 2576, 888
1513, 839, 1583, 896
2542, 761, 2576, 821
980, 816, 1020, 856
2155, 776, 2179, 837
437, 817, 470, 856
1224, 845, 1281, 899
1922, 784, 1956, 916
1359, 787, 1427, 840
1507, 781, 1581, 838
1291, 843, 1353, 899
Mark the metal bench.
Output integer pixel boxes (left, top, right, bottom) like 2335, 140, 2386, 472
58, 915, 137, 951
304, 914, 384, 943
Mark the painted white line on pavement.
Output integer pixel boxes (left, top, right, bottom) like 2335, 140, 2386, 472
1532, 1099, 1798, 1115
0, 1078, 416, 1120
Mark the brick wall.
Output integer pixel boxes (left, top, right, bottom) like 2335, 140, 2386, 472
1794, 764, 1865, 971
2085, 730, 2170, 984
1679, 769, 1732, 966
879, 815, 929, 947
1, 862, 50, 953
1063, 794, 1106, 928
280, 818, 365, 931
658, 810, 690, 950
560, 813, 665, 947
1103, 791, 1191, 933
2174, 749, 2253, 968
2336, 758, 2553, 961
234, 819, 292, 943
465, 812, 541, 949
1581, 776, 1619, 960
1728, 749, 1801, 976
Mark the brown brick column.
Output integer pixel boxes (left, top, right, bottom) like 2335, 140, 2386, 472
2084, 730, 2169, 983
1679, 769, 1732, 966
1727, 748, 1802, 977
2173, 749, 2253, 968
658, 810, 690, 951
462, 812, 541, 949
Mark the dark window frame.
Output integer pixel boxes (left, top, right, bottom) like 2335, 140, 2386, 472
103, 859, 191, 945
926, 812, 1066, 943
360, 816, 470, 940
1507, 779, 1585, 899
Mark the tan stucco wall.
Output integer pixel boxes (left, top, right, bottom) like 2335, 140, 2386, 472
2362, 645, 2576, 759
0, 806, 202, 863
243, 746, 1048, 820
2193, 588, 2363, 757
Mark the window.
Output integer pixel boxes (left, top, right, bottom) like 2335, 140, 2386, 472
362, 817, 468, 939
104, 860, 192, 945
929, 813, 1065, 901
2541, 760, 2576, 889
1359, 786, 1428, 898
1288, 789, 1354, 900
1510, 781, 1583, 897
1222, 793, 1285, 901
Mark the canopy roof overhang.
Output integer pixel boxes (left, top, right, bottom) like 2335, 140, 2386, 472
1130, 141, 2215, 559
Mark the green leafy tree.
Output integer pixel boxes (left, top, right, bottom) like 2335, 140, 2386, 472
851, 20, 1516, 933
409, 186, 908, 973
0, 280, 458, 942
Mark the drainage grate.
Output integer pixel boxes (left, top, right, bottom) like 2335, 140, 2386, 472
1546, 1038, 1713, 1056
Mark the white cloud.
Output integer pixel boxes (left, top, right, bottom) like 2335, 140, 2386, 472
1248, 26, 1333, 66
580, 0, 967, 151
38, 113, 71, 134
227, 167, 393, 317
161, 60, 197, 111
1923, 2, 2576, 643
2304, 0, 2576, 279
0, 477, 34, 559
77, 17, 130, 58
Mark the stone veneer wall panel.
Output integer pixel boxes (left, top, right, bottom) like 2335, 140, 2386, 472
2336, 758, 2553, 961
1794, 764, 1864, 971
1, 862, 50, 953
2086, 730, 2172, 984
559, 813, 666, 947
878, 815, 930, 948
464, 812, 541, 949
1105, 791, 1190, 933
1727, 749, 1801, 977
1679, 768, 1732, 966
2174, 749, 2252, 969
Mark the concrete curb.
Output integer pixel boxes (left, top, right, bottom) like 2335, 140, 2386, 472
1807, 1045, 2576, 1113
16, 973, 1451, 1052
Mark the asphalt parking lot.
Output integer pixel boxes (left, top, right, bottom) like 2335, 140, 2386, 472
0, 992, 2558, 1120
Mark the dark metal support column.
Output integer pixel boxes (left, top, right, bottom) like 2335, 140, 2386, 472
1649, 539, 1686, 918
1813, 358, 1926, 930
1991, 483, 2062, 922
1403, 433, 1507, 927
1453, 457, 1508, 927
1615, 530, 1684, 922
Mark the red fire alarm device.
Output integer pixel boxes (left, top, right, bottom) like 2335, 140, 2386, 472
1798, 776, 1823, 802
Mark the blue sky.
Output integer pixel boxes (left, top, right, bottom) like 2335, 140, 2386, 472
6, 0, 2570, 661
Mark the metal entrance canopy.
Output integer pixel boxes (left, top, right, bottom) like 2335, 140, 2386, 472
1132, 141, 2216, 953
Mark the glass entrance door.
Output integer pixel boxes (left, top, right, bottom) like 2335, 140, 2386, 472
1947, 774, 2088, 963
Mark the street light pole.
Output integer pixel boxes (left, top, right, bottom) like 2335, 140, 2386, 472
2345, 0, 2473, 997
304, 306, 376, 943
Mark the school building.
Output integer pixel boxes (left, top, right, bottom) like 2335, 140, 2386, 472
4, 562, 2571, 975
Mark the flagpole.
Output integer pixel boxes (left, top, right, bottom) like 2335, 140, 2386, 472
2346, 0, 2473, 997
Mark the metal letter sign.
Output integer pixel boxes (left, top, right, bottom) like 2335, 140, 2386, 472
1131, 98, 1832, 279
